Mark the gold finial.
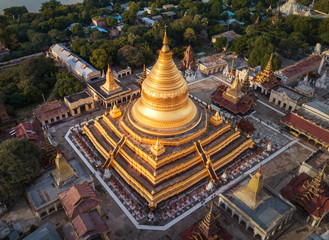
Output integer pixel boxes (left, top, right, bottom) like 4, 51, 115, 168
230, 58, 234, 76
321, 164, 326, 175
163, 25, 168, 45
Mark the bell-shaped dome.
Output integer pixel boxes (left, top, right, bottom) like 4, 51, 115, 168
130, 29, 198, 136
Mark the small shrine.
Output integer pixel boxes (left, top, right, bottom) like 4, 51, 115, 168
109, 103, 122, 119
251, 54, 280, 94
181, 45, 196, 73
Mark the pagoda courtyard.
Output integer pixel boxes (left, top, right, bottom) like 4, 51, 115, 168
63, 31, 281, 226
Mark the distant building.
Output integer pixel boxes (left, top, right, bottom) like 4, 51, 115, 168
295, 83, 315, 97
0, 43, 9, 61
0, 103, 16, 133
23, 222, 62, 240
211, 30, 241, 43
280, 0, 306, 16
275, 54, 322, 85
87, 65, 140, 108
198, 54, 228, 75
281, 160, 329, 227
162, 11, 177, 18
112, 66, 132, 78
91, 16, 107, 28
64, 91, 94, 117
219, 166, 296, 240
34, 100, 69, 126
269, 86, 309, 111
152, 15, 163, 21
141, 17, 155, 26
281, 99, 329, 150
49, 44, 101, 82
162, 4, 175, 10
26, 149, 93, 220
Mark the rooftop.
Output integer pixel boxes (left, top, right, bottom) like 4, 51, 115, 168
26, 159, 92, 209
50, 44, 100, 80
276, 55, 322, 79
304, 99, 329, 117
222, 177, 293, 230
65, 91, 92, 104
212, 30, 241, 42
34, 101, 68, 121
23, 222, 62, 240
274, 86, 305, 101
199, 54, 228, 68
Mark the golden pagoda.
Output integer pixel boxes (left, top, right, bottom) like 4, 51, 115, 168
234, 165, 269, 209
251, 53, 280, 92
52, 148, 77, 187
81, 28, 254, 209
41, 128, 57, 168
101, 63, 122, 94
210, 110, 222, 126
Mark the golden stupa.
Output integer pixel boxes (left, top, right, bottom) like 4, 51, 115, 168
52, 148, 77, 187
81, 29, 254, 209
129, 30, 198, 136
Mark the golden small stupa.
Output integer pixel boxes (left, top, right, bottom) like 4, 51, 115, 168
110, 103, 122, 119
210, 110, 222, 126
234, 165, 269, 209
150, 138, 165, 157
52, 148, 77, 187
101, 63, 122, 94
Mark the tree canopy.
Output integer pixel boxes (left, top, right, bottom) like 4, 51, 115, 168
0, 139, 41, 202
54, 72, 84, 98
118, 45, 144, 68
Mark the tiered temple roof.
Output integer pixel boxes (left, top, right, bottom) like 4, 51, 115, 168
181, 45, 196, 72
81, 29, 254, 209
52, 149, 78, 187
281, 165, 329, 219
251, 54, 280, 91
211, 76, 255, 115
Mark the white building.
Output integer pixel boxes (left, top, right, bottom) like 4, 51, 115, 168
49, 44, 101, 82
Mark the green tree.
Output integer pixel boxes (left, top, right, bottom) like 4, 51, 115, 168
0, 139, 41, 202
122, 2, 140, 25
118, 45, 144, 68
48, 29, 66, 44
183, 28, 197, 44
3, 6, 28, 19
90, 48, 111, 70
314, 0, 329, 14
214, 36, 227, 51
71, 38, 88, 54
71, 24, 84, 37
210, 0, 222, 19
54, 73, 84, 98
106, 16, 117, 27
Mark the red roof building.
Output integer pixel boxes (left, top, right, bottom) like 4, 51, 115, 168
62, 210, 109, 240
280, 168, 329, 226
34, 100, 69, 126
276, 55, 322, 85
212, 76, 255, 115
6, 120, 44, 147
281, 111, 329, 150
59, 181, 100, 219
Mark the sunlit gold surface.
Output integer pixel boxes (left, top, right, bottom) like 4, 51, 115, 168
101, 64, 122, 94
130, 31, 197, 135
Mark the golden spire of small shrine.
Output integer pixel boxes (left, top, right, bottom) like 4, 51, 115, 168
242, 68, 251, 93
230, 58, 234, 76
198, 202, 217, 238
101, 63, 122, 94
248, 165, 264, 194
52, 148, 77, 187
110, 103, 122, 119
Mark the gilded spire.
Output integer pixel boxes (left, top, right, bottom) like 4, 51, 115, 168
210, 110, 223, 126
230, 58, 234, 76
163, 25, 168, 45
101, 63, 122, 94
150, 137, 165, 157
110, 103, 122, 119
248, 165, 263, 194
224, 75, 244, 103
52, 148, 77, 187
42, 127, 57, 166
139, 64, 147, 86
198, 202, 216, 238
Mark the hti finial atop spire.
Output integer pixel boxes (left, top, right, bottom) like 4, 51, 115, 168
163, 25, 168, 45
